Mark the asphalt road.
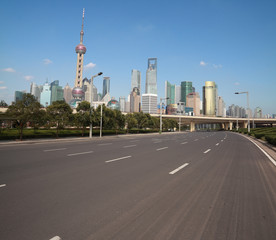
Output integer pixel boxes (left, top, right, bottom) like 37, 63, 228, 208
1, 131, 276, 240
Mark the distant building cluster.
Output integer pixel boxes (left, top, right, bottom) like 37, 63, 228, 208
13, 9, 272, 119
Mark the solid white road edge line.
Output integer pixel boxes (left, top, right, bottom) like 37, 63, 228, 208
105, 156, 132, 163
0, 184, 6, 188
169, 163, 189, 175
67, 151, 93, 156
247, 137, 276, 167
44, 148, 67, 152
156, 147, 168, 151
204, 149, 211, 154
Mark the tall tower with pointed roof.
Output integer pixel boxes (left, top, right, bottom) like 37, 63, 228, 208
74, 8, 86, 88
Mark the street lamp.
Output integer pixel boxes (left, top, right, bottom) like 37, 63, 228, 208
90, 72, 103, 138
160, 97, 169, 134
235, 91, 250, 133
100, 103, 103, 138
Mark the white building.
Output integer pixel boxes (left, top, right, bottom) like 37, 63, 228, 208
141, 94, 157, 114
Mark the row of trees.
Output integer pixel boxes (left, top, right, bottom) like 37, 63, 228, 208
3, 93, 178, 140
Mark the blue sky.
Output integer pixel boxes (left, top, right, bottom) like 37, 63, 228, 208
0, 0, 275, 114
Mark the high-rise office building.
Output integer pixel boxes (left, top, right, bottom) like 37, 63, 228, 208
131, 70, 141, 95
40, 81, 51, 107
145, 58, 157, 95
51, 80, 64, 103
119, 96, 126, 112
14, 91, 24, 103
217, 96, 226, 117
130, 87, 141, 113
165, 81, 175, 105
255, 107, 262, 118
186, 92, 201, 116
181, 81, 193, 105
175, 85, 181, 104
63, 84, 73, 104
30, 82, 41, 102
102, 77, 110, 98
202, 81, 217, 116
141, 93, 157, 114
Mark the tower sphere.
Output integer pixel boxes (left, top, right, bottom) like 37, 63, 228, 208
72, 86, 85, 99
75, 44, 86, 54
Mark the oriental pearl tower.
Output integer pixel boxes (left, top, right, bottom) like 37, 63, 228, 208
71, 8, 86, 105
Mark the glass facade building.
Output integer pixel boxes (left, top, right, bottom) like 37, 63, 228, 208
181, 81, 193, 105
131, 70, 141, 95
203, 81, 217, 116
40, 82, 51, 107
145, 58, 157, 95
50, 80, 64, 103
165, 81, 175, 105
102, 77, 110, 98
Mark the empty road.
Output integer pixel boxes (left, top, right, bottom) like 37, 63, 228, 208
1, 131, 276, 240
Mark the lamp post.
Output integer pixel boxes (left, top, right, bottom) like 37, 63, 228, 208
90, 72, 103, 138
160, 97, 169, 134
235, 91, 250, 133
177, 101, 185, 132
100, 103, 103, 138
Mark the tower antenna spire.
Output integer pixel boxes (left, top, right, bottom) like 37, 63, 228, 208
80, 8, 85, 44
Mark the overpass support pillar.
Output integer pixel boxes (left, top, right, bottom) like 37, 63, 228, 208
221, 123, 225, 130
190, 121, 195, 132
225, 123, 229, 130
229, 122, 233, 131
243, 122, 248, 129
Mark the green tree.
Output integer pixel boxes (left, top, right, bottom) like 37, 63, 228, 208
102, 106, 116, 130
46, 100, 73, 138
0, 100, 8, 107
113, 110, 125, 133
125, 113, 138, 131
133, 112, 148, 129
75, 101, 91, 136
6, 93, 42, 140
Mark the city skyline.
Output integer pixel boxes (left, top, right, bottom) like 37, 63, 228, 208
0, 0, 276, 114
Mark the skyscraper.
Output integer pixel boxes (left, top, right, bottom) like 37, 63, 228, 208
14, 91, 24, 103
40, 81, 51, 107
175, 85, 181, 104
202, 81, 217, 116
217, 96, 226, 117
141, 94, 157, 114
131, 70, 141, 95
145, 58, 157, 95
165, 81, 175, 105
30, 82, 41, 102
50, 80, 63, 103
63, 84, 72, 104
102, 77, 110, 98
186, 92, 201, 116
181, 81, 193, 105
130, 87, 141, 112
119, 96, 126, 112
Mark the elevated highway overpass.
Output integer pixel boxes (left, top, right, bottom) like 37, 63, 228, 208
150, 114, 276, 132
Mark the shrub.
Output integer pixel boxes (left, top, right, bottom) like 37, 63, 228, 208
265, 135, 276, 146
